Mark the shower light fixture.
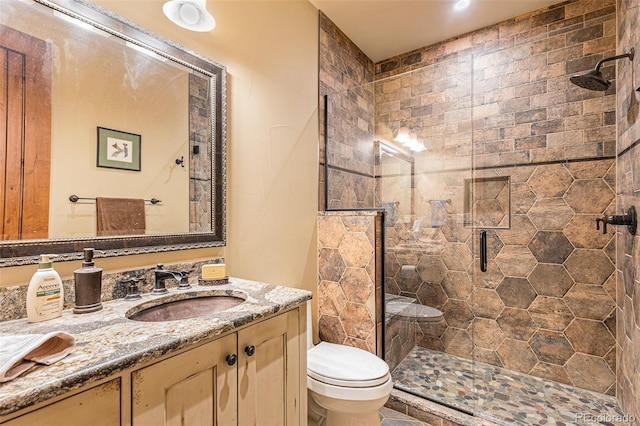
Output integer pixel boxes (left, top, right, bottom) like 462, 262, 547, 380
162, 0, 215, 32
394, 127, 426, 152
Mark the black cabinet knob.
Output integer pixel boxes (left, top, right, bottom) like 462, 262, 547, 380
245, 345, 256, 357
225, 354, 237, 366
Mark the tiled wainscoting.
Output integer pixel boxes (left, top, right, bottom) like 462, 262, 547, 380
317, 211, 383, 355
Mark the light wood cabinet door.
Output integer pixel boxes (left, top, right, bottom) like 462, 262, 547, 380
2, 379, 120, 426
237, 309, 300, 426
132, 333, 237, 426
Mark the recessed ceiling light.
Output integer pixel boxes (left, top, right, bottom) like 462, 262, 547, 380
453, 0, 471, 11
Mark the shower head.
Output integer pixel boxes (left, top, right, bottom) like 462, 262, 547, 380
570, 48, 634, 91
569, 69, 611, 91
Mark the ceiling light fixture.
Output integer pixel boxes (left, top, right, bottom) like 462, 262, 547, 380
162, 0, 215, 32
453, 0, 471, 11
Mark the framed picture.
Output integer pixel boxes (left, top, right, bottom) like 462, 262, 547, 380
97, 127, 141, 171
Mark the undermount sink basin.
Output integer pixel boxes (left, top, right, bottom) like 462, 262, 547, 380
126, 292, 246, 322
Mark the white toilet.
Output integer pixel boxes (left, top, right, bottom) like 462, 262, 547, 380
306, 302, 393, 426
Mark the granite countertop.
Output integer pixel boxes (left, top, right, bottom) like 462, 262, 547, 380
318, 210, 382, 216
0, 277, 312, 417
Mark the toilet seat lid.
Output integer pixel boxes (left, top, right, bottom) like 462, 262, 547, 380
307, 342, 390, 387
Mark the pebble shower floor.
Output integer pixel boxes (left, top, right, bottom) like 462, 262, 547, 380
392, 346, 631, 425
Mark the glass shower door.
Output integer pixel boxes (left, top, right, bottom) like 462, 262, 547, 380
374, 60, 476, 415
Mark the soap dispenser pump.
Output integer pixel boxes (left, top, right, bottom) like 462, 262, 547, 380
73, 248, 103, 314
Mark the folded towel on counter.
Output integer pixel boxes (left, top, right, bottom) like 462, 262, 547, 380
0, 332, 75, 382
96, 197, 146, 236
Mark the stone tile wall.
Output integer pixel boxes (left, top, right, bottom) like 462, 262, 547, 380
0, 258, 225, 321
189, 73, 211, 232
382, 160, 618, 395
318, 12, 376, 210
615, 0, 640, 419
374, 0, 619, 395
317, 212, 383, 355
375, 0, 617, 166
475, 162, 616, 394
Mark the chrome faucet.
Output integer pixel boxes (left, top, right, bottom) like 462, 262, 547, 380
152, 264, 191, 294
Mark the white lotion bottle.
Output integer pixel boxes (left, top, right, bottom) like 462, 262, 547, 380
26, 255, 64, 322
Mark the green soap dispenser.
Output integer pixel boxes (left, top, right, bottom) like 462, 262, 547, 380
73, 248, 103, 314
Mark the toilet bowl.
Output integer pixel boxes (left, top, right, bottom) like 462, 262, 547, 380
307, 302, 392, 426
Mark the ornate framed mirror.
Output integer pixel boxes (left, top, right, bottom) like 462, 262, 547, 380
0, 0, 226, 266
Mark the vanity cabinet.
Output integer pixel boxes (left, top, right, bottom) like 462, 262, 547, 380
132, 308, 303, 426
0, 280, 310, 426
132, 334, 237, 425
238, 308, 300, 425
2, 379, 120, 426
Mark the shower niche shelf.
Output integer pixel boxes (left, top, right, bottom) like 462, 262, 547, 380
463, 176, 510, 229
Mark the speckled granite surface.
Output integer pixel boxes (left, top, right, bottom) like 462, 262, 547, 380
0, 278, 311, 417
318, 211, 380, 216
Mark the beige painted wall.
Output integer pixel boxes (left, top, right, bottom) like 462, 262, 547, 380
49, 40, 191, 237
0, 0, 319, 297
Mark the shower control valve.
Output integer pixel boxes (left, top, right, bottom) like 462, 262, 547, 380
595, 206, 637, 235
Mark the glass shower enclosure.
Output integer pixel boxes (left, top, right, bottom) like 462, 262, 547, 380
324, 44, 619, 425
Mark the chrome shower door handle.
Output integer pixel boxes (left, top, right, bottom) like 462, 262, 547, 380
480, 230, 487, 273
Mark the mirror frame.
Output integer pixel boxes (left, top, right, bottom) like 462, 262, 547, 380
0, 0, 226, 266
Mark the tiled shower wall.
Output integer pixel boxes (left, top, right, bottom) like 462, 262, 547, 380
375, 0, 619, 395
318, 12, 375, 211
382, 161, 617, 393
615, 0, 640, 419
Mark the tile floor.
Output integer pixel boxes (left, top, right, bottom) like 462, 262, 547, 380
392, 346, 629, 426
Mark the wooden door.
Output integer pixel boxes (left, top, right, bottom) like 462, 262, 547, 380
0, 24, 51, 240
132, 333, 238, 426
238, 309, 300, 426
